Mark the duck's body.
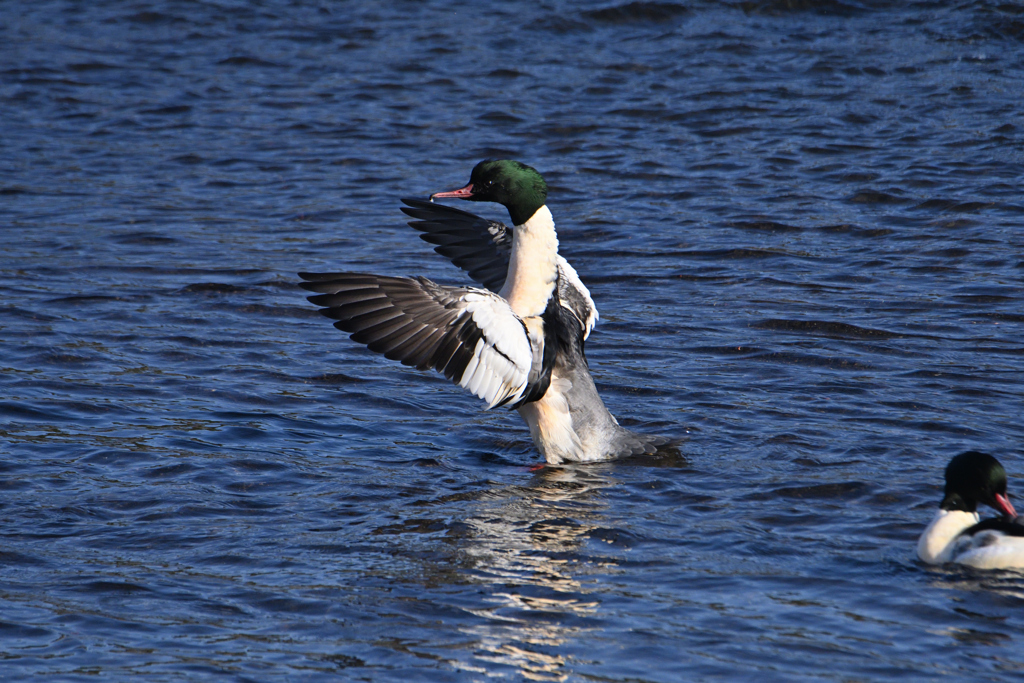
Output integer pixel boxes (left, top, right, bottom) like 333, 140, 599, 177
918, 509, 1024, 569
300, 160, 666, 464
917, 451, 1024, 570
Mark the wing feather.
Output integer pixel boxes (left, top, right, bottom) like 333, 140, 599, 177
299, 272, 534, 408
400, 198, 512, 293
556, 257, 599, 341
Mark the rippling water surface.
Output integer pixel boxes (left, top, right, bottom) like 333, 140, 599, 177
3, 1, 1024, 680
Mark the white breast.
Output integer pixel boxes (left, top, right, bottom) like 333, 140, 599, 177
499, 206, 558, 319
917, 509, 978, 564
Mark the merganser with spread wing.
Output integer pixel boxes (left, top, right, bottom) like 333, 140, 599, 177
299, 159, 668, 464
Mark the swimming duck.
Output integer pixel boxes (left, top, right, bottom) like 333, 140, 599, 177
299, 159, 668, 464
917, 451, 1024, 569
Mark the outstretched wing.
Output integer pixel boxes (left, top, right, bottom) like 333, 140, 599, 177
556, 257, 599, 341
298, 272, 534, 409
400, 197, 599, 340
400, 198, 512, 293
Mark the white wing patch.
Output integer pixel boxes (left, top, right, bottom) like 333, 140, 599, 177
556, 256, 598, 340
460, 292, 534, 409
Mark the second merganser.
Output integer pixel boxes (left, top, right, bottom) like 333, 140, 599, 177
299, 159, 668, 464
917, 451, 1024, 569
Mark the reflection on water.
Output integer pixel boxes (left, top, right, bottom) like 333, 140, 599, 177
458, 467, 615, 681
446, 450, 686, 680
929, 570, 1024, 603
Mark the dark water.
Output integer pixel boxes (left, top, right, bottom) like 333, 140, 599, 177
3, 1, 1024, 680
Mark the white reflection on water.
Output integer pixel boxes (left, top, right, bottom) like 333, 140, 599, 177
454, 465, 616, 681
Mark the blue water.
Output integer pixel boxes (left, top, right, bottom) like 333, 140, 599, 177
3, 1, 1024, 680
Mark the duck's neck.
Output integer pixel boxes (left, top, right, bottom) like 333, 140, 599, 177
917, 508, 979, 564
499, 205, 559, 318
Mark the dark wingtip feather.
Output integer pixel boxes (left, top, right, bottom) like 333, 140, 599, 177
400, 197, 434, 216
298, 273, 410, 293
400, 198, 494, 223
298, 271, 350, 282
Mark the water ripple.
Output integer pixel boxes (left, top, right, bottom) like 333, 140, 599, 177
1, 0, 1023, 680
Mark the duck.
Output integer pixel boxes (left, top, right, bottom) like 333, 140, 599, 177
917, 450, 1024, 569
299, 159, 669, 464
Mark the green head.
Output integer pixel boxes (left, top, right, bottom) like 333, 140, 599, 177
431, 159, 548, 226
941, 450, 1017, 517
